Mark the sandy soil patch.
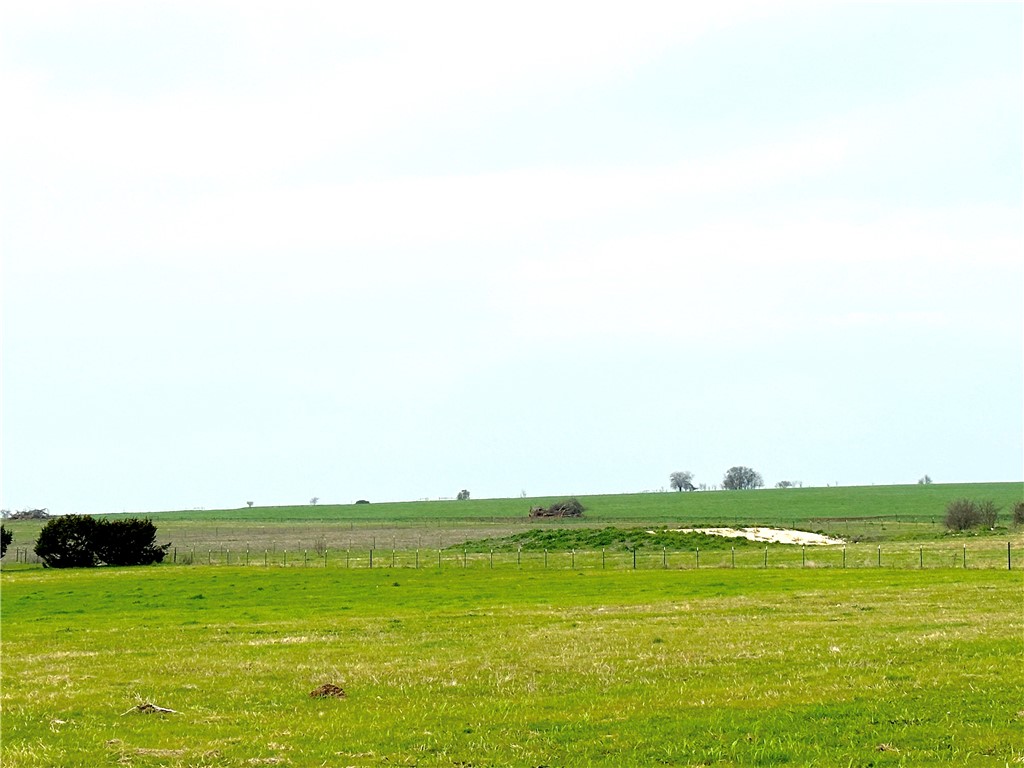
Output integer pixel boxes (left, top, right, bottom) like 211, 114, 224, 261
667, 527, 844, 546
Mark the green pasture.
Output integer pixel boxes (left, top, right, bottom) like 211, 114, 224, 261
3, 482, 1021, 559
37, 481, 1024, 523
2, 566, 1022, 767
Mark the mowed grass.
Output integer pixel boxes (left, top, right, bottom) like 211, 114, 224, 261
2, 565, 1022, 767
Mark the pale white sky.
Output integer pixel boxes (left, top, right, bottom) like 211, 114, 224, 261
2, 1, 1021, 513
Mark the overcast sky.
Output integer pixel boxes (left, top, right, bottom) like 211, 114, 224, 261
2, 1, 1021, 514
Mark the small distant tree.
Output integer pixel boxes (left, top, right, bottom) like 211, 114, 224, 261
35, 515, 100, 568
1012, 501, 1024, 526
1, 524, 12, 558
456, 490, 471, 501
918, 475, 933, 485
775, 480, 793, 489
309, 497, 319, 506
669, 471, 695, 492
246, 501, 254, 508
722, 466, 763, 491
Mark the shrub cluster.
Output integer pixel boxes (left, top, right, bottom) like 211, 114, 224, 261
1, 524, 11, 558
34, 515, 169, 568
1013, 501, 1024, 526
944, 499, 1000, 531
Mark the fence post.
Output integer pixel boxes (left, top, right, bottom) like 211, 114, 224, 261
662, 547, 666, 569
842, 546, 846, 569
369, 549, 373, 569
490, 549, 494, 569
695, 548, 699, 569
173, 547, 177, 564
920, 547, 923, 569
463, 549, 467, 568
877, 545, 881, 568
416, 549, 419, 569
963, 544, 967, 569
602, 548, 605, 569
764, 546, 768, 569
518, 547, 522, 569
802, 546, 805, 568
304, 550, 308, 567
633, 547, 636, 570
208, 549, 212, 565
544, 549, 548, 569
392, 549, 396, 568
264, 550, 268, 567
1009, 542, 1012, 571
571, 549, 574, 569
731, 547, 735, 568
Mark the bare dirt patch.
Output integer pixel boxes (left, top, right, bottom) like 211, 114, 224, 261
667, 527, 844, 546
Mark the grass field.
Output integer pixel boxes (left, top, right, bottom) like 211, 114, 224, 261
2, 566, 1022, 767
2, 482, 1022, 766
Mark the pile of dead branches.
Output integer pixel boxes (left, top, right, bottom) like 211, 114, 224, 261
528, 498, 585, 518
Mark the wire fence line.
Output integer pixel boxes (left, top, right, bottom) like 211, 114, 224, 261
173, 542, 1016, 570
4, 542, 1017, 570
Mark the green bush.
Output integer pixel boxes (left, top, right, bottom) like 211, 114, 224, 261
94, 518, 169, 566
34, 515, 169, 568
34, 515, 100, 568
1, 524, 11, 558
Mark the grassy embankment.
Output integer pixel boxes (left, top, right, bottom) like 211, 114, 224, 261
2, 565, 1022, 767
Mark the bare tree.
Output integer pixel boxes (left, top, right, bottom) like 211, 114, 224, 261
669, 471, 695, 492
722, 466, 763, 490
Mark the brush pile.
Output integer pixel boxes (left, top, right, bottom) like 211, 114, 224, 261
528, 498, 584, 518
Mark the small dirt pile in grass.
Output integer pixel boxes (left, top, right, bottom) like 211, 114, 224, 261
309, 684, 346, 699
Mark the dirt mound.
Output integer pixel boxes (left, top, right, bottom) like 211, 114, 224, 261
309, 684, 346, 699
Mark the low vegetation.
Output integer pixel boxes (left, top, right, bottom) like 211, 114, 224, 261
1, 567, 1021, 767
944, 498, 1000, 531
459, 526, 762, 552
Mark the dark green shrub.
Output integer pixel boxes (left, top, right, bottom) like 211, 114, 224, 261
94, 518, 169, 566
1, 524, 11, 558
34, 515, 169, 567
34, 515, 100, 568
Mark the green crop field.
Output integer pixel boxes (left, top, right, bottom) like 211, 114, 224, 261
2, 482, 1022, 766
1, 566, 1022, 767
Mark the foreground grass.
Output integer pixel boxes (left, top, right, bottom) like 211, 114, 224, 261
2, 566, 1022, 767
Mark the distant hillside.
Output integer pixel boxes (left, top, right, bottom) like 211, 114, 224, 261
132, 482, 1022, 525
